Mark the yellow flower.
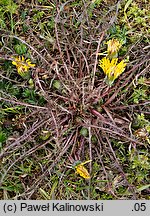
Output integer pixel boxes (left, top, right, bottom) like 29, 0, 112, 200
99, 57, 126, 85
106, 38, 122, 58
74, 160, 91, 179
12, 56, 35, 78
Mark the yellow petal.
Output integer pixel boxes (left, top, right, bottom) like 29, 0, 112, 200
21, 56, 25, 61
12, 61, 17, 66
75, 160, 91, 179
99, 57, 126, 83
75, 164, 90, 179
107, 38, 122, 55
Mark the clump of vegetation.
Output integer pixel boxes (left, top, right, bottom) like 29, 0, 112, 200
0, 0, 149, 200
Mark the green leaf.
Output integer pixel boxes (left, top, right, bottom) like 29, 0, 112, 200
124, 0, 133, 21
124, 0, 133, 13
137, 184, 150, 192
80, 127, 88, 137
14, 43, 27, 55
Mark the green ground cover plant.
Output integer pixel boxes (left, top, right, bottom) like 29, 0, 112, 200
0, 0, 149, 200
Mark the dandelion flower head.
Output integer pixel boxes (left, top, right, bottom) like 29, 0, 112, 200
12, 56, 35, 76
74, 160, 91, 179
106, 38, 122, 55
99, 57, 126, 82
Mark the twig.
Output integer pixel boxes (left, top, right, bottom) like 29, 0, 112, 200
105, 136, 137, 199
16, 131, 76, 199
0, 96, 48, 110
0, 117, 50, 160
2, 34, 52, 67
110, 101, 150, 110
91, 32, 105, 90
82, 123, 145, 146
